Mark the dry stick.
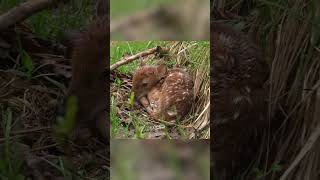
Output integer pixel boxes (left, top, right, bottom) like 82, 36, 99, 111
110, 46, 162, 71
0, 0, 68, 31
279, 125, 320, 180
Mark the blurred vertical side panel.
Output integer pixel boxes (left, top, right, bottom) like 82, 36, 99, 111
110, 0, 210, 40
111, 140, 210, 180
211, 0, 271, 179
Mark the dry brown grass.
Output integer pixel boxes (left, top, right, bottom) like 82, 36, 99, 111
166, 42, 210, 138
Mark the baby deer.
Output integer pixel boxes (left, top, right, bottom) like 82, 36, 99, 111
132, 64, 194, 122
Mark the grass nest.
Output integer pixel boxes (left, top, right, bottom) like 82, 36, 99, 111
213, 0, 320, 179
110, 41, 210, 139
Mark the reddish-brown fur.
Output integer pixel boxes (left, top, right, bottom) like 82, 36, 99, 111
67, 17, 109, 141
212, 22, 270, 179
132, 65, 194, 121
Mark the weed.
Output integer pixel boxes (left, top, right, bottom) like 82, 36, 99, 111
0, 107, 25, 180
20, 50, 34, 79
55, 95, 78, 145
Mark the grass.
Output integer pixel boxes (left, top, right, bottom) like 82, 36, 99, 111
110, 41, 168, 74
213, 0, 320, 179
110, 41, 210, 139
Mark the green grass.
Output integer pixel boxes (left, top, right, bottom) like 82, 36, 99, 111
110, 96, 130, 138
110, 0, 175, 19
110, 41, 210, 74
110, 41, 168, 74
0, 107, 25, 180
111, 94, 149, 139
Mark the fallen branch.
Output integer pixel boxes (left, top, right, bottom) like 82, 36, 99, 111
0, 0, 68, 31
110, 46, 162, 71
279, 125, 320, 180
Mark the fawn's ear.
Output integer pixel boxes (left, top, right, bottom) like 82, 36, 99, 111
157, 64, 167, 78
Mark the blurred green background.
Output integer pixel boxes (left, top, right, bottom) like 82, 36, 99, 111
110, 0, 175, 19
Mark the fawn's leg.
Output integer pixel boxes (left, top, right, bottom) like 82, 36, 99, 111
139, 96, 157, 118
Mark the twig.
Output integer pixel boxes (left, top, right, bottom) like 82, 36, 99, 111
0, 0, 68, 31
110, 46, 162, 71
